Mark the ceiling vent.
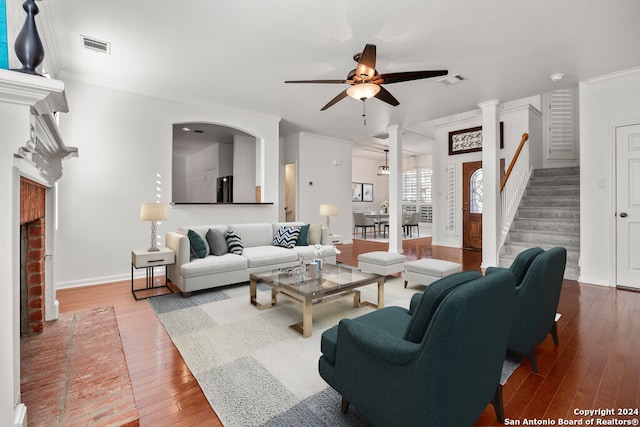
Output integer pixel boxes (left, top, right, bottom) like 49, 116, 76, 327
81, 35, 111, 54
438, 74, 465, 86
373, 132, 389, 140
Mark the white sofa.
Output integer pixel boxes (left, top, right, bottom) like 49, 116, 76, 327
165, 222, 337, 296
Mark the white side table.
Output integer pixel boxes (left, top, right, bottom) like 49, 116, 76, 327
328, 234, 343, 245
131, 247, 175, 300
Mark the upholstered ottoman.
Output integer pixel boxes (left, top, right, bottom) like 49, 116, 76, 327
358, 251, 406, 276
404, 259, 462, 288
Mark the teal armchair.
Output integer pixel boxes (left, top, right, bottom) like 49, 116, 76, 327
488, 246, 567, 372
319, 270, 516, 426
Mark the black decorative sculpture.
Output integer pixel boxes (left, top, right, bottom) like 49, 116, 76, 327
13, 0, 44, 75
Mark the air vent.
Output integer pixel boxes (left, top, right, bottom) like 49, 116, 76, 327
373, 132, 389, 140
438, 74, 465, 86
194, 130, 204, 134
81, 35, 111, 54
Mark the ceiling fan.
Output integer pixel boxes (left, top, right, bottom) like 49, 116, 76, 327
285, 44, 448, 111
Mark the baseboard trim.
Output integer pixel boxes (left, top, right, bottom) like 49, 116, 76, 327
14, 403, 27, 427
56, 269, 163, 289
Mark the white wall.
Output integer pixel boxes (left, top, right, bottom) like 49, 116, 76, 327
579, 68, 640, 286
55, 79, 281, 288
285, 132, 352, 240
233, 135, 256, 202
352, 156, 390, 213
404, 153, 433, 172
184, 143, 218, 203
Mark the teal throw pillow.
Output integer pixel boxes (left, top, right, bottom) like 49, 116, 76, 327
188, 229, 209, 258
225, 229, 244, 254
273, 226, 301, 249
295, 224, 310, 246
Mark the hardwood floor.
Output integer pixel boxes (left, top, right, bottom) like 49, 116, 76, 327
43, 238, 638, 426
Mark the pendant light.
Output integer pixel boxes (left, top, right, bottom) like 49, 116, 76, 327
377, 149, 390, 175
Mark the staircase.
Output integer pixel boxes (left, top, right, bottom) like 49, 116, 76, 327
499, 167, 580, 280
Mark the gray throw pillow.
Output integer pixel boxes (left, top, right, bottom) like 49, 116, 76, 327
206, 228, 228, 256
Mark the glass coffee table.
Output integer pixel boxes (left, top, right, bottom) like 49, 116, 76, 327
250, 263, 385, 337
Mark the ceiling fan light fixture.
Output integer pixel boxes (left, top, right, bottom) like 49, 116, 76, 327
347, 83, 380, 100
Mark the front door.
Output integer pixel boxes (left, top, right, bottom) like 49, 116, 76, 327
463, 161, 483, 250
616, 123, 640, 289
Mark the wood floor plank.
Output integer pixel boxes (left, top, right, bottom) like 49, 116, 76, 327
23, 239, 640, 426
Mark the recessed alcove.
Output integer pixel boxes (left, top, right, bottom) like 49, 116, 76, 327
172, 122, 267, 204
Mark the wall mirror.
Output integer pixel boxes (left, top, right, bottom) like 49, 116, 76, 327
172, 122, 262, 204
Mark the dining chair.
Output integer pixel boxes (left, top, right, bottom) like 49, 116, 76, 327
353, 212, 376, 239
403, 212, 420, 237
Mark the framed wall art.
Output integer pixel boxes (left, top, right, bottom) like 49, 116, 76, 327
362, 183, 374, 202
352, 182, 363, 202
448, 122, 504, 155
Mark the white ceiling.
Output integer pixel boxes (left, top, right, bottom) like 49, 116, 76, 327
26, 0, 640, 160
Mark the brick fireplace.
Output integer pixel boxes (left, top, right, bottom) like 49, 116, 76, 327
20, 178, 47, 336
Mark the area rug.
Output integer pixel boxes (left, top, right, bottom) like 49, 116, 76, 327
149, 277, 520, 426
20, 305, 139, 427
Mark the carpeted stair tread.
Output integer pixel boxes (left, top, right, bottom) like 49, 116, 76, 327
516, 207, 580, 220
525, 185, 579, 197
532, 166, 579, 177
520, 196, 579, 208
512, 218, 580, 233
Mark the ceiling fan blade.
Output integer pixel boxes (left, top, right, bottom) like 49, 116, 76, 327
320, 89, 349, 111
375, 70, 448, 84
356, 44, 376, 80
285, 79, 350, 84
374, 86, 400, 106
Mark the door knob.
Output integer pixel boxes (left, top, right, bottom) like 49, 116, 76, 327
620, 212, 628, 218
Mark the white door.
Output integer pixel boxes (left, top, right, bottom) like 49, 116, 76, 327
616, 123, 640, 289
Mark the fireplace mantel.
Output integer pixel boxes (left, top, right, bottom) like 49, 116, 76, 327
0, 69, 78, 185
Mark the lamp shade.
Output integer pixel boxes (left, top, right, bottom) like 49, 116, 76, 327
346, 83, 380, 100
319, 204, 339, 217
140, 202, 168, 221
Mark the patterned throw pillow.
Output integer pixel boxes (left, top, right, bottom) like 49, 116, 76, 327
273, 226, 301, 249
188, 229, 209, 258
225, 229, 244, 255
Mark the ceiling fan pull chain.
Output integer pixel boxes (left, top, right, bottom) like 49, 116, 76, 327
361, 98, 367, 125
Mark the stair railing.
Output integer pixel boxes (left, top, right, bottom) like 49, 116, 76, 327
500, 133, 531, 247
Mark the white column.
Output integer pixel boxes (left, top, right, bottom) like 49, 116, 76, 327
387, 126, 403, 253
478, 100, 501, 269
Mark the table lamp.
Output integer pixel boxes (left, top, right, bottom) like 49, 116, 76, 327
319, 204, 338, 234
140, 202, 167, 252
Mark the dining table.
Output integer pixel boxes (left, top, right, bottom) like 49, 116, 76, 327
364, 212, 414, 237
364, 213, 389, 236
